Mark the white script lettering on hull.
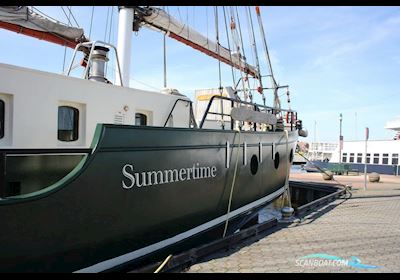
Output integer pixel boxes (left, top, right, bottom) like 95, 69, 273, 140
122, 163, 217, 189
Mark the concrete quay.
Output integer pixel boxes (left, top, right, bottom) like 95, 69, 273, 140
185, 172, 400, 273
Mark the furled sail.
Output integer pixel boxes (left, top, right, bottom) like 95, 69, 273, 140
0, 6, 86, 48
139, 7, 259, 78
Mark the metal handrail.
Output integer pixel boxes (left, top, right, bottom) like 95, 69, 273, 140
163, 99, 197, 128
199, 95, 296, 130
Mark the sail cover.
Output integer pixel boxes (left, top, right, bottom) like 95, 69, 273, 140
141, 7, 259, 78
0, 6, 86, 48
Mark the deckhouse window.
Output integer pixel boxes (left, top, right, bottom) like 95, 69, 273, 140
0, 99, 4, 139
135, 113, 147, 126
342, 153, 347, 163
58, 106, 79, 142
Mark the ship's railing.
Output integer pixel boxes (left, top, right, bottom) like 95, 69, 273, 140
163, 99, 197, 128
0, 148, 91, 199
199, 95, 298, 131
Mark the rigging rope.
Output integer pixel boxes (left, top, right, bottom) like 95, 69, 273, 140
107, 6, 114, 44
223, 7, 238, 92
214, 6, 225, 130
295, 151, 352, 193
88, 6, 94, 38
228, 7, 247, 101
153, 254, 173, 273
234, 7, 252, 103
222, 128, 241, 238
206, 6, 209, 43
255, 6, 280, 110
62, 6, 72, 73
282, 130, 292, 209
66, 6, 80, 27
60, 6, 72, 26
163, 6, 167, 88
31, 6, 65, 25
192, 6, 195, 30
246, 7, 266, 106
104, 6, 110, 42
105, 6, 115, 78
186, 6, 189, 38
177, 7, 183, 24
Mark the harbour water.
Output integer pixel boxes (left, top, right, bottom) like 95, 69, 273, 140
290, 165, 306, 174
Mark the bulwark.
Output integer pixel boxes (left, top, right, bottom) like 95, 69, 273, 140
122, 163, 218, 189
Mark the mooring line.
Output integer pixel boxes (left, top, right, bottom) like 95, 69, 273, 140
295, 151, 352, 199
223, 128, 242, 238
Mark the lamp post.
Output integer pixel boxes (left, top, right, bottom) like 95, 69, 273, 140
339, 113, 343, 165
364, 127, 369, 191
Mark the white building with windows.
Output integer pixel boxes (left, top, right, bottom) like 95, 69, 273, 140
306, 142, 338, 161
328, 117, 400, 174
330, 140, 399, 166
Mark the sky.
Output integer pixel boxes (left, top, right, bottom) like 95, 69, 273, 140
0, 6, 399, 143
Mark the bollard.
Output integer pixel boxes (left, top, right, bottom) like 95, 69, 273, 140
281, 206, 294, 219
368, 172, 380, 183
322, 171, 333, 181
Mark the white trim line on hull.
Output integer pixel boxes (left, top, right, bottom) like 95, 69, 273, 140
75, 186, 285, 273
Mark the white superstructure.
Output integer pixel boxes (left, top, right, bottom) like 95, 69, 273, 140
0, 63, 192, 149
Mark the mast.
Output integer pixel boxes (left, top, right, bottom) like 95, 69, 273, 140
116, 6, 134, 87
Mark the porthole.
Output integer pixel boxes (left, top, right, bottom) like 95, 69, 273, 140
289, 149, 293, 163
250, 155, 258, 175
274, 152, 280, 169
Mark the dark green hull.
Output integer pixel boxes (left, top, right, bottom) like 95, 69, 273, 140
0, 124, 297, 272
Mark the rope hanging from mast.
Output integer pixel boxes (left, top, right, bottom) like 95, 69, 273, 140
234, 7, 252, 103
88, 6, 94, 38
228, 7, 248, 102
255, 6, 281, 110
62, 6, 72, 73
246, 6, 266, 106
214, 6, 225, 130
222, 7, 237, 94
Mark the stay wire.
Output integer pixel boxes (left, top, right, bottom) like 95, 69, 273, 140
223, 6, 237, 91
88, 6, 94, 39
235, 7, 252, 102
62, 6, 72, 73
66, 6, 80, 27
214, 6, 225, 129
